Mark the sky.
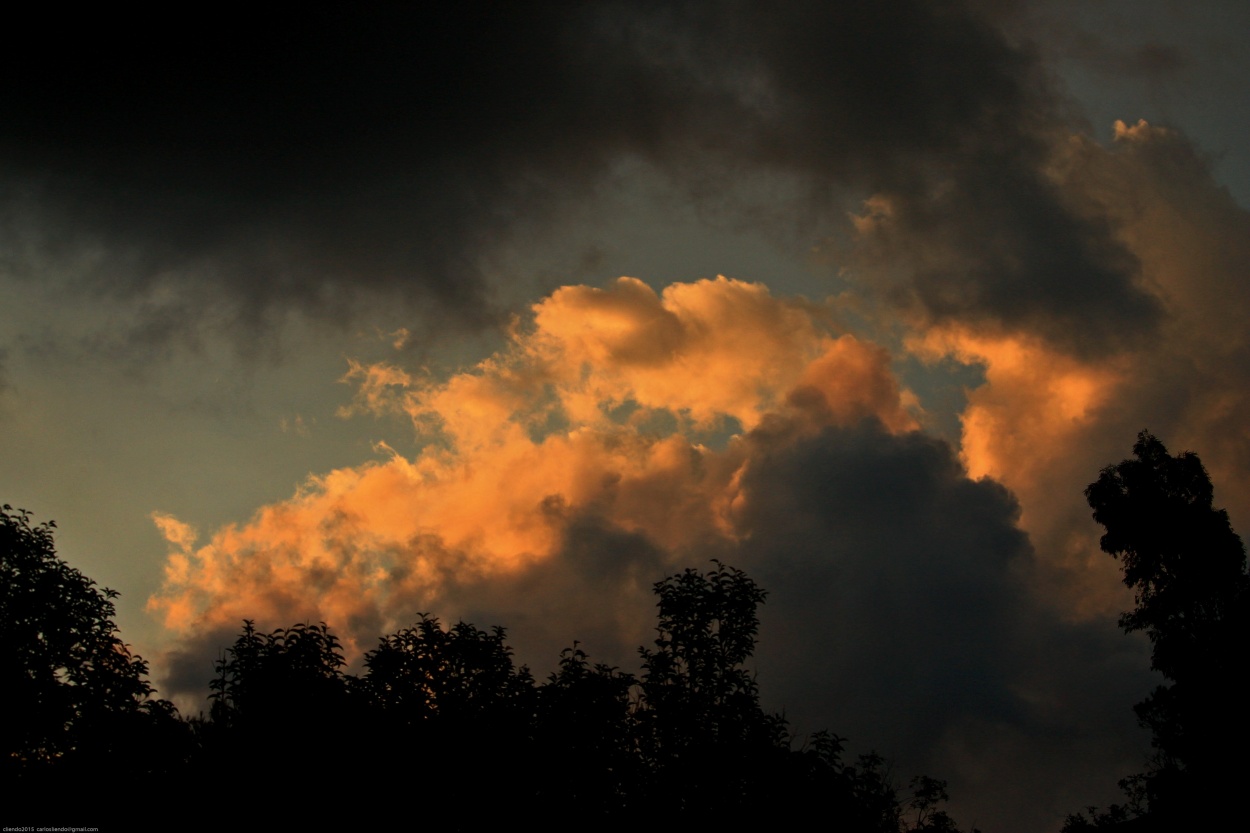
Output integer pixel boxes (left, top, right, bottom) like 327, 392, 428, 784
2, 2, 1248, 830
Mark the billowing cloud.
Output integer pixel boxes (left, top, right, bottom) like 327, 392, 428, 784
728, 419, 1152, 829
896, 121, 1250, 620
11, 4, 1246, 831
148, 275, 1166, 832
149, 277, 917, 653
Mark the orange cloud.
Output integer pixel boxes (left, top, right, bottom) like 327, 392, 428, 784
909, 326, 1123, 493
902, 122, 1250, 619
148, 277, 918, 657
907, 324, 1131, 617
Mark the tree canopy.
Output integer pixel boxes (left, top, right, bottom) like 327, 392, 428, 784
1067, 432, 1250, 828
1085, 431, 1248, 683
1, 504, 187, 815
2, 504, 974, 829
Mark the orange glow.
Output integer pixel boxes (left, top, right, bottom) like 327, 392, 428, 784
906, 324, 1133, 619
149, 277, 917, 652
908, 326, 1122, 488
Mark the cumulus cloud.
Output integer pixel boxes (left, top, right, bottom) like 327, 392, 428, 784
148, 277, 917, 652
893, 120, 1250, 620
19, 3, 1245, 828
729, 419, 1150, 828
146, 275, 1165, 831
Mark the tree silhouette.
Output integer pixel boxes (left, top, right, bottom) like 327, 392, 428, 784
1069, 432, 1250, 827
1, 504, 187, 815
533, 643, 638, 816
2, 501, 977, 828
638, 561, 775, 745
208, 620, 350, 731
634, 560, 785, 818
631, 561, 949, 830
358, 615, 540, 820
193, 620, 364, 825
361, 615, 535, 723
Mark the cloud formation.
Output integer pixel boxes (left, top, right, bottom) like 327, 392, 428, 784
148, 276, 1160, 831
149, 277, 917, 645
1, 1, 1158, 355
143, 113, 1250, 830
11, 4, 1248, 831
899, 121, 1250, 619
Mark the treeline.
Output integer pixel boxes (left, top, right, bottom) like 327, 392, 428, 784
1, 510, 968, 830
6, 432, 1245, 829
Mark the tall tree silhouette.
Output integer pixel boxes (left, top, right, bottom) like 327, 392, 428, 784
638, 561, 775, 747
1071, 432, 1250, 827
635, 561, 908, 829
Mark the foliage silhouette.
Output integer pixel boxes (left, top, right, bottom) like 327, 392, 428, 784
628, 561, 971, 830
209, 619, 349, 729
532, 643, 638, 816
1, 504, 188, 815
634, 561, 788, 818
0, 499, 976, 828
1066, 432, 1250, 829
361, 614, 536, 722
361, 615, 540, 819
906, 775, 963, 832
195, 562, 971, 828
192, 619, 365, 825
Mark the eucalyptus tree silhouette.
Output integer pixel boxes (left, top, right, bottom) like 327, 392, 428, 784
1, 504, 186, 813
1068, 432, 1250, 828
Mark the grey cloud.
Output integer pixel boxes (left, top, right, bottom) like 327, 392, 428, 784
850, 164, 1158, 356
729, 420, 1153, 831
444, 420, 1156, 831
2, 2, 1159, 352
449, 513, 675, 674
733, 423, 1033, 741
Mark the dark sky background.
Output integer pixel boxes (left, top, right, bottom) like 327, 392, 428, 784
3, 3, 1249, 830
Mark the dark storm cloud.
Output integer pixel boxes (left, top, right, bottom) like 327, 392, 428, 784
3, 5, 636, 330
3, 1, 1157, 350
437, 419, 1155, 829
729, 420, 1153, 829
733, 422, 1033, 746
449, 513, 673, 673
